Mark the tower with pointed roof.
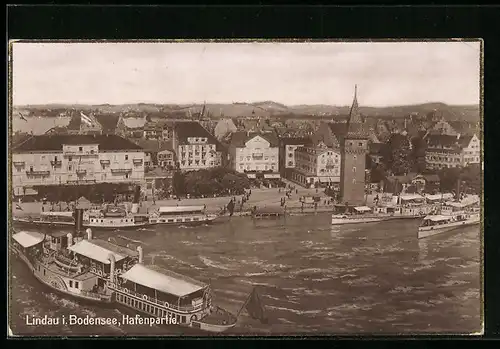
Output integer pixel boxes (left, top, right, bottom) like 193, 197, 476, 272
340, 85, 369, 205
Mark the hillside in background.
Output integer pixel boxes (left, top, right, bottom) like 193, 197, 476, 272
13, 101, 480, 122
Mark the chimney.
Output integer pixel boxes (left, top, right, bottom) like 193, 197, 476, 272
137, 246, 144, 264
108, 253, 116, 281
457, 133, 461, 140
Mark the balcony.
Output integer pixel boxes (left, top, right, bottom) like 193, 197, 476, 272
13, 161, 25, 167
76, 169, 87, 174
50, 160, 62, 166
132, 158, 143, 164
100, 159, 111, 164
67, 179, 97, 185
252, 153, 264, 160
111, 168, 133, 174
63, 150, 98, 157
26, 170, 50, 176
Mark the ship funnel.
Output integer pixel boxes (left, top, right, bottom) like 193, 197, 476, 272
131, 203, 139, 214
67, 233, 73, 247
137, 246, 143, 264
108, 253, 116, 281
86, 228, 92, 240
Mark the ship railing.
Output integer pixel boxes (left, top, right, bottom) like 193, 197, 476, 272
111, 285, 204, 313
80, 289, 112, 300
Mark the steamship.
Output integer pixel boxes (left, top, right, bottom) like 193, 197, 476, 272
418, 195, 480, 239
108, 245, 238, 333
10, 228, 139, 304
12, 211, 76, 228
148, 205, 219, 226
83, 203, 151, 230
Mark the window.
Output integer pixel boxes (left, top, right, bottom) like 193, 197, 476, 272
54, 156, 58, 161
125, 155, 128, 160
79, 147, 83, 151
75, 281, 79, 288
68, 165, 72, 171
359, 142, 363, 146
288, 153, 293, 158
68, 156, 73, 161
69, 280, 73, 287
125, 174, 129, 179
90, 149, 94, 154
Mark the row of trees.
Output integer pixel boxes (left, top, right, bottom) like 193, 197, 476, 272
170, 167, 251, 198
31, 183, 136, 203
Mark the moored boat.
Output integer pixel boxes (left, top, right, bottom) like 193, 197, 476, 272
12, 211, 75, 228
331, 205, 390, 225
149, 205, 218, 226
418, 195, 480, 239
83, 203, 152, 230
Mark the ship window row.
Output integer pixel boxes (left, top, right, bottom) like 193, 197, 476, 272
116, 294, 187, 324
69, 280, 80, 288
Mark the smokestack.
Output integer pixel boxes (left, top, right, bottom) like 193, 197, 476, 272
137, 246, 143, 264
109, 253, 116, 281
67, 233, 73, 247
86, 228, 92, 240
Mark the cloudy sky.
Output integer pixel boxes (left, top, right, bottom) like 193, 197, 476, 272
11, 41, 481, 107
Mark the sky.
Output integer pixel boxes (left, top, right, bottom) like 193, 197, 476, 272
11, 41, 481, 107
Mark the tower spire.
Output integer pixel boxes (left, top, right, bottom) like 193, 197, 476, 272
345, 85, 368, 139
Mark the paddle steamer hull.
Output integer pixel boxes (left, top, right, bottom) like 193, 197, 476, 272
331, 215, 390, 225
12, 217, 74, 228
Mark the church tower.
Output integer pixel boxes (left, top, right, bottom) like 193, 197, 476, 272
340, 85, 369, 205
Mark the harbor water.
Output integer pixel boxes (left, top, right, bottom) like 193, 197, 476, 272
9, 213, 481, 336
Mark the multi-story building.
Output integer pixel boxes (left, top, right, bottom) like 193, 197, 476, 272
172, 121, 224, 171
228, 131, 280, 180
279, 137, 312, 179
425, 133, 480, 169
11, 134, 145, 197
292, 142, 341, 188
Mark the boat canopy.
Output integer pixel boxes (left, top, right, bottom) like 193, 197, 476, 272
424, 215, 452, 222
158, 206, 205, 214
425, 193, 454, 201
354, 206, 372, 212
41, 211, 74, 217
399, 194, 424, 201
68, 239, 126, 264
12, 231, 45, 248
119, 264, 206, 298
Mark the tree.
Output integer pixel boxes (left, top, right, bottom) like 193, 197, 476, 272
382, 134, 412, 176
410, 136, 427, 173
172, 171, 186, 196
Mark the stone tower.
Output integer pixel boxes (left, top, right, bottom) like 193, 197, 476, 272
340, 85, 369, 206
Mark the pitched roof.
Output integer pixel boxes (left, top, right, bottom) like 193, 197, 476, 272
122, 117, 147, 129
12, 134, 143, 153
280, 136, 312, 145
133, 139, 174, 152
174, 121, 217, 142
345, 85, 369, 139
229, 131, 279, 147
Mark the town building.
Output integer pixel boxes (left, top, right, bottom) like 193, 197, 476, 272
384, 173, 441, 194
279, 137, 312, 179
424, 133, 480, 169
214, 118, 237, 141
115, 116, 147, 138
11, 134, 145, 197
292, 141, 341, 188
228, 131, 280, 180
133, 139, 175, 169
172, 121, 225, 171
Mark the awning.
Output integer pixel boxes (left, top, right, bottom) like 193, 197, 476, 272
68, 239, 126, 264
41, 211, 74, 217
425, 193, 454, 201
158, 205, 205, 213
12, 231, 45, 248
120, 264, 206, 297
426, 215, 452, 222
264, 173, 281, 179
400, 194, 424, 201
354, 206, 372, 212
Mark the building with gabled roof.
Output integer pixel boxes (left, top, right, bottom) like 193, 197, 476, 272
172, 121, 225, 171
425, 133, 480, 169
228, 131, 280, 179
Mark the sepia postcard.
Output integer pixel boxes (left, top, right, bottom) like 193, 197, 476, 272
7, 40, 483, 337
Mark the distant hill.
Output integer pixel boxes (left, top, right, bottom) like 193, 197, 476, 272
13, 101, 480, 122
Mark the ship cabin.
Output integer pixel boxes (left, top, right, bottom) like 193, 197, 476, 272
420, 215, 453, 227
67, 238, 139, 279
39, 211, 75, 223
12, 230, 45, 261
251, 206, 285, 219
150, 206, 206, 224
333, 205, 373, 215
116, 264, 210, 325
